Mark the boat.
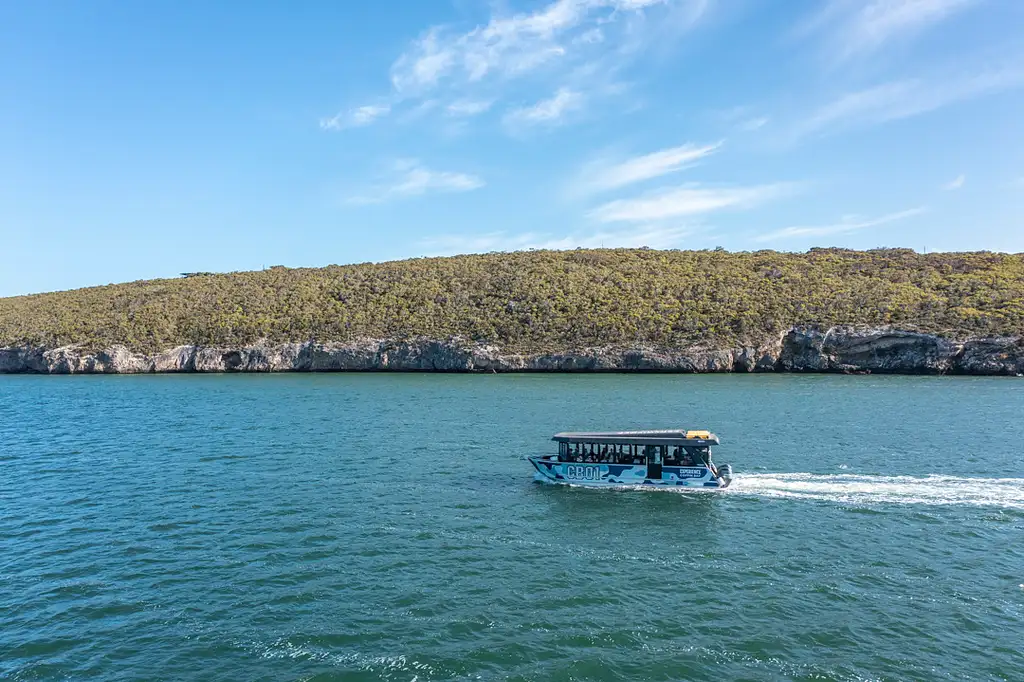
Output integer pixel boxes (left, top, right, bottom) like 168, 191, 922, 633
529, 429, 733, 489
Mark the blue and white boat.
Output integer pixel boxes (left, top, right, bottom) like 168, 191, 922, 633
529, 429, 733, 489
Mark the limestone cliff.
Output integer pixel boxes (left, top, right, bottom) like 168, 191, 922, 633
1, 326, 1021, 375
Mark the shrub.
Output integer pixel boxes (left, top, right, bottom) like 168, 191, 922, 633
1, 249, 1021, 352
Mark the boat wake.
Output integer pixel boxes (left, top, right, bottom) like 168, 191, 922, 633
727, 473, 1024, 510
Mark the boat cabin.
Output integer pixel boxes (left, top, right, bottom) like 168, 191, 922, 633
551, 430, 720, 475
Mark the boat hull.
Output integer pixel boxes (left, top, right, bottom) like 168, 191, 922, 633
528, 456, 728, 489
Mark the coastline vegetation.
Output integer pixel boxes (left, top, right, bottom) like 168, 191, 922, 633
1, 248, 1022, 353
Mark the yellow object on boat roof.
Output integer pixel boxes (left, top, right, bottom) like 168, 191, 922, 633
685, 430, 712, 440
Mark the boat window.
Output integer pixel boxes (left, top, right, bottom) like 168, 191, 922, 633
564, 443, 582, 462
618, 444, 635, 464
577, 443, 595, 463
609, 444, 640, 465
688, 447, 710, 467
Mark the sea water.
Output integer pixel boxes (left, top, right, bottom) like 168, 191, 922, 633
1, 373, 1022, 681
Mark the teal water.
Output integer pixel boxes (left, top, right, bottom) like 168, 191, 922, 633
2, 374, 1023, 681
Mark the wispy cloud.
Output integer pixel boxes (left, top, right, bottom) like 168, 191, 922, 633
347, 160, 484, 204
754, 207, 926, 242
798, 0, 978, 61
322, 0, 707, 132
446, 99, 495, 117
715, 105, 769, 133
504, 88, 584, 128
574, 28, 605, 45
738, 117, 769, 131
578, 142, 722, 194
420, 223, 695, 255
591, 183, 796, 223
320, 104, 391, 131
390, 0, 681, 94
942, 174, 966, 191
795, 64, 1024, 137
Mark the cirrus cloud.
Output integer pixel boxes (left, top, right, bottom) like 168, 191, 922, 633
797, 0, 979, 61
591, 183, 797, 223
503, 87, 584, 129
321, 0, 708, 132
320, 104, 391, 130
754, 206, 926, 242
577, 141, 722, 194
347, 159, 484, 205
942, 174, 966, 191
793, 62, 1024, 138
446, 99, 496, 117
390, 0, 676, 94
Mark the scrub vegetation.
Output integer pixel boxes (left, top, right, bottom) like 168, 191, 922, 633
1, 248, 1022, 352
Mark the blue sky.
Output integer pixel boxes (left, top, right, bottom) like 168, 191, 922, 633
2, 0, 1023, 296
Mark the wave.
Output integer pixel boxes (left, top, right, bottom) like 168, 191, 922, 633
727, 473, 1024, 509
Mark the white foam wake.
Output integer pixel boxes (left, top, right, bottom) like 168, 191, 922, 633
727, 473, 1024, 509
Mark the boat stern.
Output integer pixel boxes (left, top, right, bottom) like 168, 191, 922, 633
716, 463, 734, 488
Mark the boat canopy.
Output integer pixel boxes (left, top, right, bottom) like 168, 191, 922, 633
551, 429, 719, 446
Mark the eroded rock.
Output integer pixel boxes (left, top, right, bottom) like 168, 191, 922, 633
780, 326, 961, 374
0, 327, 1021, 375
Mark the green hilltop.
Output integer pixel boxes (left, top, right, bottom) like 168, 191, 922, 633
1, 248, 1022, 353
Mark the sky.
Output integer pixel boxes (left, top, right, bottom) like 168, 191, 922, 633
2, 0, 1023, 297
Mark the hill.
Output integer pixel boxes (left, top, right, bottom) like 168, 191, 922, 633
1, 248, 1022, 355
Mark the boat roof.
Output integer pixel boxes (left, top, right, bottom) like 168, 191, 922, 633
552, 429, 720, 446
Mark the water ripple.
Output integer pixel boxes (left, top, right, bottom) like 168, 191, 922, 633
2, 373, 1023, 681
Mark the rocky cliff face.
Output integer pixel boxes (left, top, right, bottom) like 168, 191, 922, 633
0, 326, 1021, 375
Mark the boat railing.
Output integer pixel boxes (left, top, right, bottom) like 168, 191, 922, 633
538, 454, 710, 470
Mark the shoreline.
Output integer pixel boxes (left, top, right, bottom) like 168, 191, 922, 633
2, 326, 1022, 376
